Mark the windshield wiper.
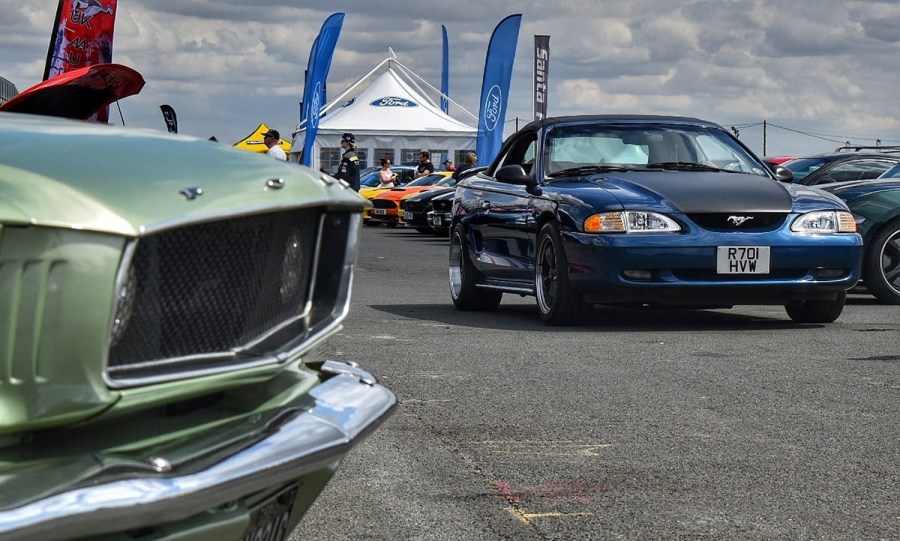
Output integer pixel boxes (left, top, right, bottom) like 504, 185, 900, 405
549, 164, 634, 177
645, 162, 734, 172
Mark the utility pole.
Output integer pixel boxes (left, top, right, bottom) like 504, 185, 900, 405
763, 120, 767, 156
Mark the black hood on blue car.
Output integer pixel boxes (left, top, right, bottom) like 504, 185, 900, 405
596, 171, 793, 213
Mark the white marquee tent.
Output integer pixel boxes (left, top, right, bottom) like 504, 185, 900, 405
291, 58, 477, 172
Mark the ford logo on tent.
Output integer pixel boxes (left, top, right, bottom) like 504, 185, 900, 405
370, 96, 418, 107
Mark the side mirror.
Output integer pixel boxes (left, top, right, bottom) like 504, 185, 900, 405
496, 164, 535, 186
774, 166, 794, 183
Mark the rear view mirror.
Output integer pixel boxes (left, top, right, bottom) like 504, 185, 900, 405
774, 166, 794, 183
496, 164, 535, 186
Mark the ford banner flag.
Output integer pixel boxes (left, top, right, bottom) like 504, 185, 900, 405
475, 14, 522, 166
441, 25, 450, 114
300, 12, 344, 167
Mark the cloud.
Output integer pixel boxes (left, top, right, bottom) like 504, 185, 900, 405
0, 0, 898, 156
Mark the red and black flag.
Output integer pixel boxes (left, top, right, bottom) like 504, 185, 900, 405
43, 0, 119, 122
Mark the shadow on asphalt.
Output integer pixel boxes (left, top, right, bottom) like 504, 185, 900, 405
367, 301, 816, 333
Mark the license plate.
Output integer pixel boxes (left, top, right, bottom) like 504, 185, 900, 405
431, 214, 442, 226
403, 211, 413, 220
240, 484, 299, 541
373, 209, 387, 215
716, 246, 770, 274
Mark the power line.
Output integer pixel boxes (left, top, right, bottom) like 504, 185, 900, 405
725, 120, 900, 146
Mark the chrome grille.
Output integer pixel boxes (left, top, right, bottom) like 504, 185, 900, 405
432, 199, 452, 212
107, 209, 355, 385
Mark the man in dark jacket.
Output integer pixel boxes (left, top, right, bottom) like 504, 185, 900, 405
335, 132, 361, 190
415, 151, 435, 179
452, 151, 477, 180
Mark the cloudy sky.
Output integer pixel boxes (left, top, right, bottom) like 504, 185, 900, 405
1, 0, 898, 157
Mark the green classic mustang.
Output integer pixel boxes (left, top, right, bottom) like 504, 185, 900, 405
0, 113, 395, 541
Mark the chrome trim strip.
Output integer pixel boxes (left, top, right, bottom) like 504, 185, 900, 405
476, 283, 533, 294
0, 363, 396, 541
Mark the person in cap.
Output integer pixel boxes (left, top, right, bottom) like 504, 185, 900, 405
335, 132, 361, 190
443, 159, 456, 172
261, 129, 287, 160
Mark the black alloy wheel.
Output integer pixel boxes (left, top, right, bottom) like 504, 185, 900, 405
863, 218, 900, 304
449, 224, 501, 310
534, 222, 590, 325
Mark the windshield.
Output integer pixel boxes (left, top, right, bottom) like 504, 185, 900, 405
543, 123, 768, 177
408, 173, 446, 186
781, 157, 835, 182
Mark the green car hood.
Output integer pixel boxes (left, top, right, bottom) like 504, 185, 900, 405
0, 113, 363, 236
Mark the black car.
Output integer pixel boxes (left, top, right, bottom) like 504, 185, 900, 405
400, 187, 455, 233
402, 167, 488, 234
449, 115, 862, 325
426, 190, 456, 235
782, 152, 900, 186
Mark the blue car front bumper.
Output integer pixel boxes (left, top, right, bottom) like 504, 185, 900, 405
563, 226, 862, 306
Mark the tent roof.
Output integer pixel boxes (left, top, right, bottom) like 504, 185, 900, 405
299, 62, 476, 136
233, 122, 292, 153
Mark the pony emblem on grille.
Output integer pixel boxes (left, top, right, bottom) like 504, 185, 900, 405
727, 215, 754, 226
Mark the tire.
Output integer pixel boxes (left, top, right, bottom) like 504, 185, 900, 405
535, 222, 591, 325
862, 218, 900, 304
449, 224, 501, 310
785, 290, 847, 323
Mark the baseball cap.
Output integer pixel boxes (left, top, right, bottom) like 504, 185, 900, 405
341, 132, 355, 143
261, 129, 280, 140
443, 159, 453, 164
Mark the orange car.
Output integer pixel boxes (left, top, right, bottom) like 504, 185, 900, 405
366, 172, 454, 226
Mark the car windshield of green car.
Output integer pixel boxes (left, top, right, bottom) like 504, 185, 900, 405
781, 157, 833, 182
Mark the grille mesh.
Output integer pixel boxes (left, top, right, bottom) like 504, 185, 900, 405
687, 213, 786, 231
372, 199, 397, 209
108, 210, 328, 379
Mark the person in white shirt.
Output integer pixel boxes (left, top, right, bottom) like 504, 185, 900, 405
262, 129, 287, 160
378, 158, 397, 187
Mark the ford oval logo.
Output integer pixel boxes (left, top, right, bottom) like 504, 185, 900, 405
483, 85, 502, 132
370, 96, 418, 107
310, 82, 322, 130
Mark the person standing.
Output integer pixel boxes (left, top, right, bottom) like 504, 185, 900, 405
378, 158, 397, 188
443, 159, 456, 171
415, 151, 435, 178
452, 151, 478, 180
261, 129, 287, 160
335, 132, 361, 190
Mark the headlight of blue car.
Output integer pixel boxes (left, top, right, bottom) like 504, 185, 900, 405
584, 211, 682, 233
791, 210, 857, 233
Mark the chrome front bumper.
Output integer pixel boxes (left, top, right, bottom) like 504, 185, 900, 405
0, 361, 396, 541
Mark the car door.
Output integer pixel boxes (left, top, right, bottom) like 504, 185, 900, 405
468, 131, 539, 283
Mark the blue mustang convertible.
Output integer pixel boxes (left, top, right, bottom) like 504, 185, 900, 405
449, 115, 863, 325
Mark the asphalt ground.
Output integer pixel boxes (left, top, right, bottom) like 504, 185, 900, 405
291, 225, 899, 541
